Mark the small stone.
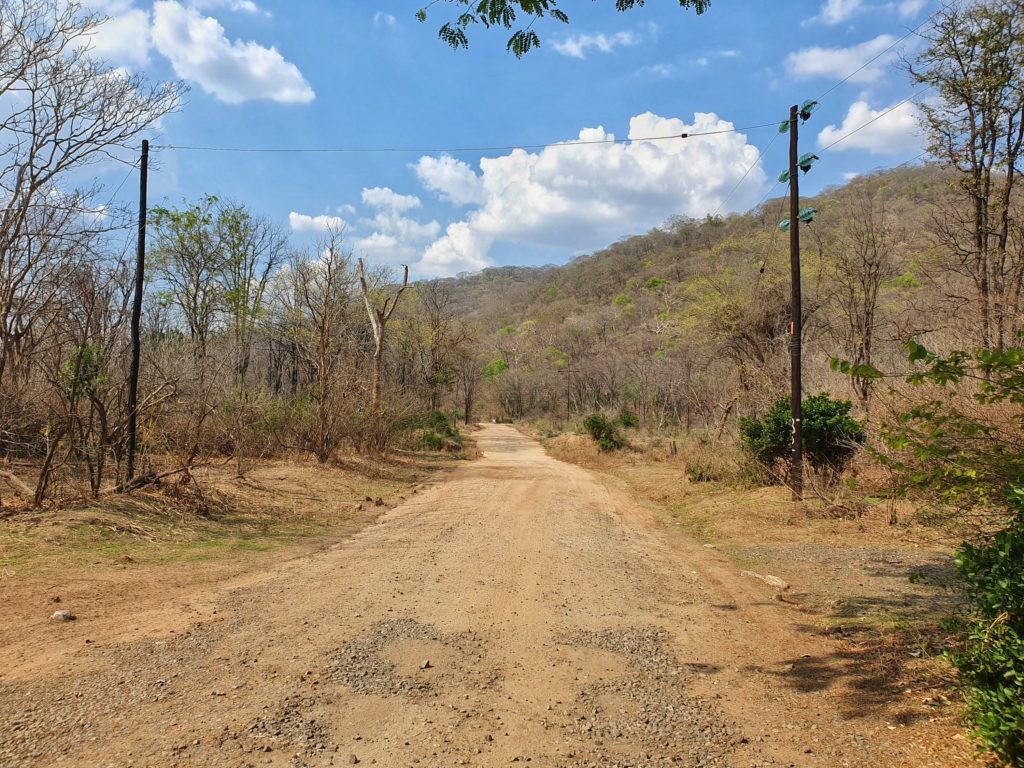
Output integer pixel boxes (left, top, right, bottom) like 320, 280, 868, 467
51, 610, 75, 621
350, 754, 360, 764
51, 596, 61, 603
374, 498, 384, 507
421, 660, 432, 670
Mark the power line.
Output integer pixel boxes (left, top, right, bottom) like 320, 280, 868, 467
813, 0, 953, 104
818, 86, 931, 153
756, 145, 932, 280
151, 121, 780, 156
710, 129, 783, 219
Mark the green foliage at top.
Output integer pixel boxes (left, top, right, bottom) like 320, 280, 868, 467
739, 393, 864, 479
583, 413, 627, 452
644, 277, 668, 291
419, 0, 711, 57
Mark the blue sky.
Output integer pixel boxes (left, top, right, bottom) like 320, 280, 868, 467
86, 0, 932, 276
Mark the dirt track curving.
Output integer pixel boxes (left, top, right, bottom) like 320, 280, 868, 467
0, 425, 958, 767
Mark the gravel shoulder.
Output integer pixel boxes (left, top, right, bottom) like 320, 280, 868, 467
0, 425, 969, 767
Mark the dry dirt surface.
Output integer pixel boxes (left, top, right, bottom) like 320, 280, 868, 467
1, 425, 962, 767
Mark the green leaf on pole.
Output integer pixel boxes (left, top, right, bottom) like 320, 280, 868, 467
799, 99, 818, 121
798, 207, 818, 223
778, 119, 791, 134
778, 218, 791, 231
778, 169, 791, 184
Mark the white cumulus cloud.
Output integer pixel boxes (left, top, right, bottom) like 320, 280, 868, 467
373, 12, 396, 27
353, 187, 439, 265
190, 0, 270, 15
817, 99, 923, 154
289, 212, 345, 233
810, 0, 925, 25
416, 112, 766, 276
785, 34, 896, 84
816, 0, 865, 24
361, 187, 422, 213
88, 7, 152, 67
152, 0, 314, 104
552, 31, 639, 59
413, 155, 486, 206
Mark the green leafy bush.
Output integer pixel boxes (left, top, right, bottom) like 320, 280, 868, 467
419, 429, 446, 451
420, 410, 460, 441
618, 408, 639, 428
872, 343, 1024, 763
739, 393, 864, 481
394, 410, 462, 452
583, 413, 626, 452
950, 492, 1024, 764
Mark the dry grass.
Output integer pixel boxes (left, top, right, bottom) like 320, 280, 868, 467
0, 449, 459, 578
0, 448, 464, 660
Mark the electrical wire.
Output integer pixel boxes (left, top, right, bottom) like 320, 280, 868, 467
710, 129, 782, 219
818, 86, 931, 153
151, 121, 780, 155
812, 0, 955, 104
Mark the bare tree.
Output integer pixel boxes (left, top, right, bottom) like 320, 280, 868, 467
909, 0, 1024, 348
284, 228, 359, 461
828, 191, 903, 404
356, 258, 408, 410
0, 0, 183, 384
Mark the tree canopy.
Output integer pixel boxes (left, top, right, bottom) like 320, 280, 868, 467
417, 0, 712, 57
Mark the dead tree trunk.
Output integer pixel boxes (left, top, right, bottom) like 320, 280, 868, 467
356, 259, 409, 410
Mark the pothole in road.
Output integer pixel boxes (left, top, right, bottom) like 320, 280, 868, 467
243, 694, 333, 763
327, 618, 495, 698
556, 627, 737, 768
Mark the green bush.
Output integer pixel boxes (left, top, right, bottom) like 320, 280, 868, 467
419, 429, 446, 451
618, 408, 639, 428
583, 413, 626, 452
421, 410, 460, 441
394, 410, 462, 452
950, 491, 1024, 764
739, 393, 864, 480
866, 342, 1024, 762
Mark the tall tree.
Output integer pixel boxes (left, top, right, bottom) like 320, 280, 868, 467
357, 259, 409, 410
0, 0, 183, 387
827, 190, 903, 405
909, 0, 1024, 348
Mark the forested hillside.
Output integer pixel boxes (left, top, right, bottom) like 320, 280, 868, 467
446, 164, 958, 426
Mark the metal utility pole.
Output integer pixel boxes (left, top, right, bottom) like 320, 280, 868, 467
125, 139, 149, 487
788, 105, 803, 500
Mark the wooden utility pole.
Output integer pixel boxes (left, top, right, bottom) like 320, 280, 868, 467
788, 105, 803, 500
125, 139, 149, 487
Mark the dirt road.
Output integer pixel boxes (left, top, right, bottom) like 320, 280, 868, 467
0, 425, 951, 767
